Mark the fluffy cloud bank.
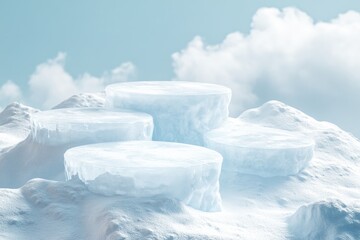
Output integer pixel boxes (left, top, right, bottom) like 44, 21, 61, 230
29, 52, 136, 109
1, 53, 135, 109
172, 7, 360, 132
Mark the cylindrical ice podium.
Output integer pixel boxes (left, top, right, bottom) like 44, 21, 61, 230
64, 141, 223, 212
105, 81, 231, 145
204, 118, 314, 177
30, 108, 154, 146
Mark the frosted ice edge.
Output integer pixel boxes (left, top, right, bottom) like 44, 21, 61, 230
30, 108, 154, 146
204, 118, 314, 177
105, 81, 231, 146
64, 141, 223, 212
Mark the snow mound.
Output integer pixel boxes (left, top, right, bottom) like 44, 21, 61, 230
52, 92, 106, 109
105, 81, 231, 145
30, 108, 153, 146
0, 102, 39, 151
238, 100, 319, 132
288, 199, 360, 240
238, 100, 360, 161
204, 118, 314, 177
65, 141, 223, 212
0, 178, 228, 240
0, 102, 38, 126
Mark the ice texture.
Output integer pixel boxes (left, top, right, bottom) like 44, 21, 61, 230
64, 141, 223, 212
30, 108, 153, 146
204, 118, 314, 177
105, 81, 231, 145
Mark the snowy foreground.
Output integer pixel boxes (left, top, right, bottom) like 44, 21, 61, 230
0, 83, 360, 239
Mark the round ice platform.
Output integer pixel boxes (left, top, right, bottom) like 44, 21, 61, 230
204, 118, 314, 177
64, 141, 223, 212
30, 108, 153, 146
105, 81, 231, 145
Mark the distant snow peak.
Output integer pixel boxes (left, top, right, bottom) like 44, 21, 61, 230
238, 100, 318, 132
0, 102, 39, 125
52, 92, 106, 109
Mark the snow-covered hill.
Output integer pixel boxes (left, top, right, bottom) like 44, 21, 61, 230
52, 92, 105, 109
0, 97, 360, 239
0, 102, 38, 152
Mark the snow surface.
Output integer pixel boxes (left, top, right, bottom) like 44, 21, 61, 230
1, 99, 360, 239
52, 92, 105, 109
64, 141, 223, 212
0, 179, 233, 240
105, 81, 231, 145
30, 108, 153, 146
288, 199, 360, 239
204, 118, 314, 177
0, 102, 38, 152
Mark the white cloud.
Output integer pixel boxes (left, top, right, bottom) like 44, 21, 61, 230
26, 52, 136, 109
28, 53, 78, 109
0, 80, 22, 105
103, 62, 136, 84
172, 7, 360, 134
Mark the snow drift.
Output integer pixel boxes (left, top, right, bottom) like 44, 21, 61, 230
0, 102, 39, 152
288, 199, 360, 239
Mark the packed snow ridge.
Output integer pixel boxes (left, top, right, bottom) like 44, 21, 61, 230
65, 141, 223, 211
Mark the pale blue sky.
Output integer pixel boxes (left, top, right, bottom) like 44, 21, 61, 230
1, 0, 360, 87
1, 1, 360, 136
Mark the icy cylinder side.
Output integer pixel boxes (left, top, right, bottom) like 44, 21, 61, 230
30, 108, 154, 146
64, 141, 223, 212
105, 81, 231, 146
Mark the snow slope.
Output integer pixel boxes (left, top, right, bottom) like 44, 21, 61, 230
0, 179, 233, 240
288, 199, 360, 239
52, 92, 106, 109
0, 99, 360, 239
0, 102, 38, 152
